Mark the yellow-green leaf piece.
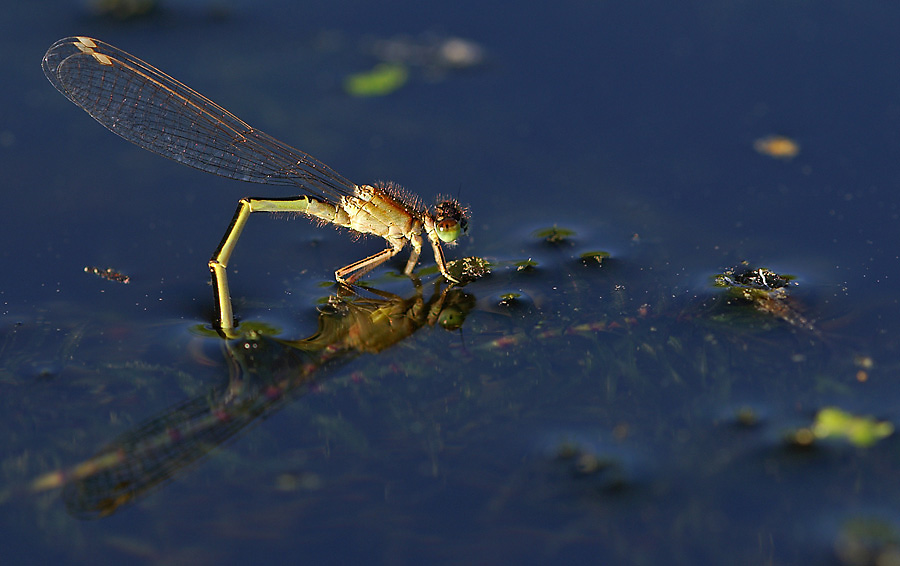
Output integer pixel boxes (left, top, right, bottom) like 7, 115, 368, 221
344, 64, 408, 97
813, 407, 894, 447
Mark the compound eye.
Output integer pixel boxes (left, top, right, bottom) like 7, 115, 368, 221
436, 218, 461, 243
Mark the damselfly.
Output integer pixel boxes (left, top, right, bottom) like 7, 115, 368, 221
41, 37, 469, 331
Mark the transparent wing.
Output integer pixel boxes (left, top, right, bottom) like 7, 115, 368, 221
41, 36, 357, 200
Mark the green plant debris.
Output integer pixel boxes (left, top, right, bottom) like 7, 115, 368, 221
532, 225, 576, 244
344, 64, 408, 97
580, 251, 609, 265
812, 407, 893, 447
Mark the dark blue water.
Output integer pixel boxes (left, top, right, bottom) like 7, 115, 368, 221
4, 1, 900, 564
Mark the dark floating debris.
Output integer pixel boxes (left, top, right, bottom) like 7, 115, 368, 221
549, 436, 635, 492
84, 266, 131, 284
715, 265, 794, 291
713, 265, 814, 331
30, 361, 62, 381
498, 292, 521, 304
447, 256, 491, 283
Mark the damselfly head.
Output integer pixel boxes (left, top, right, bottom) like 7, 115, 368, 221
431, 199, 469, 244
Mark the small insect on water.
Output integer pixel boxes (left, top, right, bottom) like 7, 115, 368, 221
41, 37, 469, 332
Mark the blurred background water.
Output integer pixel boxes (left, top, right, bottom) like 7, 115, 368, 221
4, 1, 900, 564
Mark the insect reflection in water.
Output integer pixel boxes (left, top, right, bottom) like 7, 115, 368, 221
32, 279, 478, 519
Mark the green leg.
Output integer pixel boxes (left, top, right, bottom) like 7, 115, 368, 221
209, 196, 325, 332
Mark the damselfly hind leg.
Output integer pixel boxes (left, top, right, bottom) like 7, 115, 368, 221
210, 196, 326, 331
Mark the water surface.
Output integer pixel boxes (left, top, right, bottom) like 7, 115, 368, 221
4, 2, 900, 564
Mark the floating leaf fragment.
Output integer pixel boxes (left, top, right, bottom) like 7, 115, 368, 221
580, 250, 609, 265
514, 258, 538, 271
812, 407, 893, 447
344, 63, 408, 97
533, 226, 576, 244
